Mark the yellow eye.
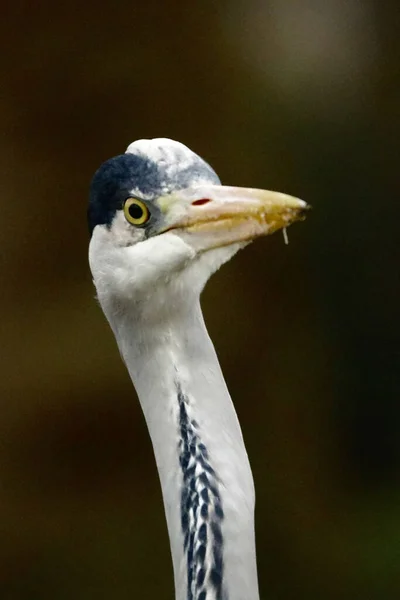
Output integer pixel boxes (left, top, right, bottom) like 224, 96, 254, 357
123, 198, 150, 226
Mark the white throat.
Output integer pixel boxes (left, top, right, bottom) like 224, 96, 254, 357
90, 230, 259, 600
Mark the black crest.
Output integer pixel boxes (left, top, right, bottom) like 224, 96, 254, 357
88, 144, 220, 236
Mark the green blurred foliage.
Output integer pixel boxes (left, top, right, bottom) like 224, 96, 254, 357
0, 1, 399, 598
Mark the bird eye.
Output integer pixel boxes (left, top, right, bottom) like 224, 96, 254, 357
123, 198, 150, 226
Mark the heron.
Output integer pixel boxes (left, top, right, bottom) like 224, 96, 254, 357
88, 138, 307, 600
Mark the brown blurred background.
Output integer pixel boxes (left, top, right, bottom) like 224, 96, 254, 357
1, 1, 399, 598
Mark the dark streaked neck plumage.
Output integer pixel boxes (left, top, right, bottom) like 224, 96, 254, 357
91, 271, 259, 600
177, 381, 225, 600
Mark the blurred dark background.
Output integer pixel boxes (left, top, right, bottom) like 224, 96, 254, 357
1, 1, 399, 598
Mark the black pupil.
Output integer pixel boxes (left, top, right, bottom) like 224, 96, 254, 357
128, 202, 145, 221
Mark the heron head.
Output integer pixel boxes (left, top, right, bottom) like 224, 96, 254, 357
88, 138, 307, 304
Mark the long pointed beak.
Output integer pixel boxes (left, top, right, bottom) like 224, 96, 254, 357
157, 184, 309, 251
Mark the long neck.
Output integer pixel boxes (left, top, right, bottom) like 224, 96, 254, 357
112, 300, 259, 600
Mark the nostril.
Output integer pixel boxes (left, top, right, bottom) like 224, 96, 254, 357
192, 198, 211, 206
